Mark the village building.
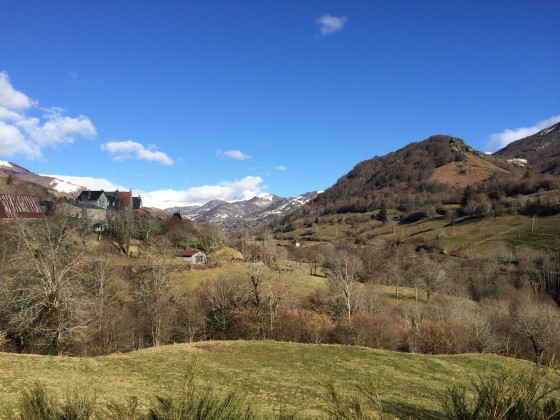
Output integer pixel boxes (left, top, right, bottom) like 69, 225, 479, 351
76, 190, 109, 209
175, 249, 207, 264
77, 189, 142, 210
0, 194, 44, 219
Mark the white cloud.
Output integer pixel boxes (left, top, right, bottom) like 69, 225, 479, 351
316, 14, 347, 35
488, 115, 560, 150
140, 176, 264, 208
217, 149, 251, 160
0, 121, 42, 159
274, 165, 287, 171
101, 140, 173, 166
0, 72, 36, 109
0, 71, 96, 160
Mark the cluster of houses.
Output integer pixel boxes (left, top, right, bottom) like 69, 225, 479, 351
0, 189, 143, 221
75, 189, 143, 211
0, 191, 208, 265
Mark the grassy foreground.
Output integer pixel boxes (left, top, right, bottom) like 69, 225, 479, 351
0, 340, 540, 418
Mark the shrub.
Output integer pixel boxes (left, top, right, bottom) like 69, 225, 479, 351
320, 378, 382, 420
14, 382, 97, 420
146, 361, 255, 420
409, 320, 462, 354
12, 361, 255, 419
275, 309, 335, 344
440, 361, 560, 419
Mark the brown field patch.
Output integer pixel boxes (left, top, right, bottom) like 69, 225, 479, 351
430, 154, 509, 188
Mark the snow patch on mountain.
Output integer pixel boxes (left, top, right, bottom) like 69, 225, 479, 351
507, 158, 528, 166
166, 190, 320, 228
538, 122, 560, 136
256, 192, 275, 201
47, 177, 84, 194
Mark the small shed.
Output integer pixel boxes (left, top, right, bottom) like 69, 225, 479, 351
176, 249, 207, 264
0, 194, 44, 219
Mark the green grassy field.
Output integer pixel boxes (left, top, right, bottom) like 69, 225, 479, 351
278, 213, 560, 258
0, 340, 539, 418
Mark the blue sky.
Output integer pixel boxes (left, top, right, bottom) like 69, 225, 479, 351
0, 1, 558, 209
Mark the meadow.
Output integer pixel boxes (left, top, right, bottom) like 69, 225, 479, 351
0, 340, 537, 418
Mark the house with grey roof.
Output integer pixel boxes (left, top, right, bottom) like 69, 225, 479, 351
76, 190, 109, 209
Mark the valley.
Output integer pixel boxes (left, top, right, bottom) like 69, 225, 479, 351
0, 123, 559, 418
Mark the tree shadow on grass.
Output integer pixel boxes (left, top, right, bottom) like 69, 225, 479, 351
382, 400, 444, 420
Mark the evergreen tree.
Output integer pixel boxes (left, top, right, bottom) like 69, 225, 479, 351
378, 202, 388, 223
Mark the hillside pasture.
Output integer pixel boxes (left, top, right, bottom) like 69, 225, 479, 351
280, 212, 560, 259
0, 340, 542, 418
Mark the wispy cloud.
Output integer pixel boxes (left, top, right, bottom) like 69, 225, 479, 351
0, 71, 96, 160
217, 149, 251, 160
488, 115, 560, 150
316, 14, 347, 35
274, 165, 287, 171
101, 140, 173, 166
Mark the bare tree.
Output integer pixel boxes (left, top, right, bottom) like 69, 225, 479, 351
243, 262, 267, 339
451, 305, 495, 353
301, 245, 325, 276
106, 209, 134, 257
242, 245, 293, 339
135, 212, 160, 243
198, 222, 225, 254
1, 215, 90, 354
324, 250, 362, 320
199, 277, 241, 339
131, 241, 174, 347
385, 257, 405, 307
414, 256, 445, 302
85, 254, 133, 355
358, 246, 384, 283
175, 292, 206, 343
514, 296, 560, 360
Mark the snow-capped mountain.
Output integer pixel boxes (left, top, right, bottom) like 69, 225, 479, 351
166, 191, 321, 228
0, 160, 84, 194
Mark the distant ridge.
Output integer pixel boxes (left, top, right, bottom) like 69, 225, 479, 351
494, 122, 560, 174
166, 191, 320, 229
0, 160, 84, 194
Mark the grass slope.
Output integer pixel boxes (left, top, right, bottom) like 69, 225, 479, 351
279, 212, 560, 258
0, 340, 535, 418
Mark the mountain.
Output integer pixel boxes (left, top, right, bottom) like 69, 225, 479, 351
493, 122, 560, 174
0, 160, 84, 194
167, 191, 321, 229
291, 134, 513, 218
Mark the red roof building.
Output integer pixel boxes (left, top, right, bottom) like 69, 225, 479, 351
0, 194, 44, 219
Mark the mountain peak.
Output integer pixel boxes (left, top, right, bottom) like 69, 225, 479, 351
255, 192, 275, 201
